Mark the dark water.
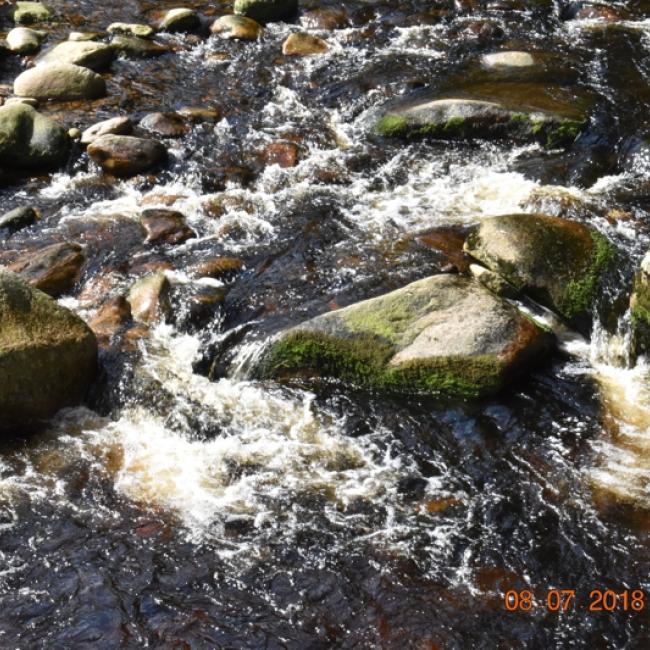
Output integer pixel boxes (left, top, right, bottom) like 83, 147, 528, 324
2, 1, 650, 647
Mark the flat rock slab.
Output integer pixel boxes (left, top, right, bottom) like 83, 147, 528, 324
259, 274, 551, 396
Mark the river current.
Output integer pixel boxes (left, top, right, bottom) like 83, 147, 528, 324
1, 0, 650, 647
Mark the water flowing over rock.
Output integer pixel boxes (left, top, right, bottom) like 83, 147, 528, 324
631, 251, 650, 359
13, 62, 107, 100
0, 103, 70, 170
234, 0, 298, 24
259, 275, 551, 396
0, 269, 97, 432
39, 40, 115, 71
87, 134, 168, 177
464, 213, 617, 333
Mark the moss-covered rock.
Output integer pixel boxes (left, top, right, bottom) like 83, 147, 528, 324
234, 0, 298, 24
464, 214, 617, 332
14, 1, 53, 24
258, 275, 551, 396
0, 103, 70, 170
0, 270, 97, 433
631, 252, 650, 359
374, 82, 593, 147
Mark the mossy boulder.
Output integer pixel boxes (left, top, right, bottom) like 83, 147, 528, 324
375, 82, 593, 147
464, 214, 617, 333
0, 269, 97, 433
0, 103, 70, 170
234, 0, 298, 24
14, 62, 106, 101
631, 252, 650, 359
14, 1, 53, 24
258, 275, 551, 396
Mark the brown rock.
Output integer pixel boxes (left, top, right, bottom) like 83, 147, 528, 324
81, 116, 133, 145
282, 32, 328, 56
261, 141, 300, 168
139, 112, 189, 138
141, 209, 196, 245
417, 227, 471, 272
301, 8, 349, 30
210, 15, 263, 40
189, 256, 244, 279
89, 295, 131, 341
9, 242, 85, 296
127, 273, 171, 324
177, 106, 221, 123
87, 134, 167, 177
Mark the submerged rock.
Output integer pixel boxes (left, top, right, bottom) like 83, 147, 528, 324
87, 134, 167, 177
127, 273, 171, 324
375, 83, 593, 147
14, 1, 53, 24
631, 252, 650, 359
14, 62, 107, 100
0, 270, 97, 433
234, 0, 298, 24
159, 8, 201, 33
258, 274, 551, 396
81, 116, 133, 144
89, 295, 132, 343
40, 41, 115, 71
0, 103, 70, 170
282, 33, 328, 56
464, 214, 617, 332
301, 8, 349, 30
0, 206, 38, 234
6, 27, 45, 54
9, 242, 85, 297
210, 15, 263, 40
140, 209, 196, 245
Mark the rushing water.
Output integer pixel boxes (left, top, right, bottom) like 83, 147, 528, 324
2, 0, 650, 647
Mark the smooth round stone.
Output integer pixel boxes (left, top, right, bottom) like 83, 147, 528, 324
210, 15, 263, 40
68, 127, 81, 139
140, 112, 189, 138
282, 32, 329, 56
481, 51, 536, 68
14, 62, 107, 100
81, 116, 133, 144
6, 27, 44, 54
14, 1, 53, 24
234, 0, 298, 24
3, 96, 39, 107
110, 35, 169, 58
106, 23, 155, 38
68, 31, 104, 42
87, 134, 168, 177
159, 8, 201, 33
40, 41, 115, 71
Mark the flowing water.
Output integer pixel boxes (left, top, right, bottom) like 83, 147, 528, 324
2, 0, 650, 647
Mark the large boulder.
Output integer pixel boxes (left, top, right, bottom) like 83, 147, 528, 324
258, 275, 551, 396
0, 269, 97, 433
0, 103, 70, 170
631, 252, 650, 359
234, 0, 298, 24
374, 83, 593, 147
14, 62, 107, 100
14, 1, 53, 24
87, 134, 168, 177
464, 214, 617, 332
40, 41, 115, 71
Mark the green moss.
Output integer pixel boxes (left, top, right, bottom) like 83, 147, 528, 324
260, 330, 506, 397
529, 119, 545, 135
376, 114, 409, 137
546, 121, 583, 148
564, 232, 617, 322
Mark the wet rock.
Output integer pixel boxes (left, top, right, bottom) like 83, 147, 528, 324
481, 51, 536, 69
234, 0, 298, 24
3, 97, 39, 108
0, 206, 38, 234
140, 209, 196, 245
189, 256, 244, 279
210, 15, 263, 40
282, 33, 328, 56
68, 127, 81, 139
68, 31, 103, 42
469, 264, 519, 298
261, 141, 300, 167
87, 134, 167, 177
89, 295, 132, 342
301, 8, 349, 30
177, 106, 220, 123
258, 274, 551, 396
159, 8, 201, 33
14, 2, 53, 25
6, 27, 44, 54
139, 112, 189, 138
417, 226, 471, 273
0, 103, 70, 170
110, 35, 169, 58
631, 252, 650, 359
127, 272, 171, 324
14, 62, 106, 101
81, 116, 132, 144
9, 242, 85, 297
375, 83, 593, 148
464, 214, 617, 332
40, 41, 115, 71
107, 23, 155, 38
0, 269, 97, 433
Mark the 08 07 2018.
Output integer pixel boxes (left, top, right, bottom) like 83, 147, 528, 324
504, 589, 645, 612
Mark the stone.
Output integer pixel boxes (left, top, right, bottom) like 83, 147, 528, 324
301, 8, 349, 30
107, 23, 155, 38
6, 27, 44, 54
177, 106, 221, 123
9, 242, 85, 297
258, 274, 551, 396
81, 116, 133, 144
159, 8, 201, 33
469, 263, 519, 299
282, 32, 329, 56
14, 62, 106, 101
464, 214, 617, 333
0, 103, 70, 170
87, 134, 167, 177
139, 112, 189, 138
261, 141, 300, 167
40, 40, 115, 71
0, 269, 97, 432
375, 83, 594, 148
14, 2, 53, 25
481, 51, 536, 68
110, 35, 169, 58
127, 273, 171, 324
210, 15, 263, 40
234, 0, 298, 24
89, 295, 131, 341
68, 127, 81, 139
140, 209, 196, 245
631, 251, 650, 359
3, 97, 39, 107
0, 206, 38, 234
68, 31, 104, 42
189, 256, 244, 279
